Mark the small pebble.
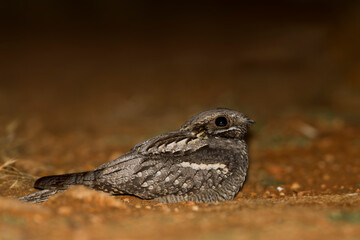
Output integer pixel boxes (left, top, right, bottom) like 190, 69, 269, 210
290, 182, 301, 191
192, 206, 199, 211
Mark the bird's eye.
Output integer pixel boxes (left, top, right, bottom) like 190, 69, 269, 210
215, 116, 228, 127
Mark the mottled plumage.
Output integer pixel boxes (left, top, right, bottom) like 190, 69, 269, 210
19, 108, 254, 203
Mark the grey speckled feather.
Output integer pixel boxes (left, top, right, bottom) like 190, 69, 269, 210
19, 108, 254, 203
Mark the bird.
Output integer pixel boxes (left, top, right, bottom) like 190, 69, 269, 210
19, 108, 254, 203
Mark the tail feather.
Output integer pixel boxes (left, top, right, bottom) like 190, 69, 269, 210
18, 189, 65, 203
35, 172, 90, 190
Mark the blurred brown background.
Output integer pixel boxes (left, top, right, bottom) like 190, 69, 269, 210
1, 0, 359, 124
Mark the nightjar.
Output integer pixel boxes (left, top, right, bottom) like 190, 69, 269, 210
19, 108, 254, 203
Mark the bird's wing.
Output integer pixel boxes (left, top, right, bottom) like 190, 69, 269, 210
97, 136, 244, 200
94, 130, 205, 173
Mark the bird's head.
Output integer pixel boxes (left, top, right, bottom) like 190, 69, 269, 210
180, 108, 255, 139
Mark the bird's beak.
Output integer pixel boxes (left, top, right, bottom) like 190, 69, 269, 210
247, 119, 256, 124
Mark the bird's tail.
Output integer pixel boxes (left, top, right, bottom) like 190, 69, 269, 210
34, 171, 90, 190
18, 189, 65, 203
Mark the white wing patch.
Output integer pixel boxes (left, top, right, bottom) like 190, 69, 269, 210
165, 141, 177, 151
178, 162, 226, 170
147, 138, 207, 154
158, 144, 166, 152
172, 138, 188, 152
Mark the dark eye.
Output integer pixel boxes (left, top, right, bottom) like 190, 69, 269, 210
215, 116, 228, 127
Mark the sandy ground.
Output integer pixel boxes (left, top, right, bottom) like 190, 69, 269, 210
1, 82, 360, 240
